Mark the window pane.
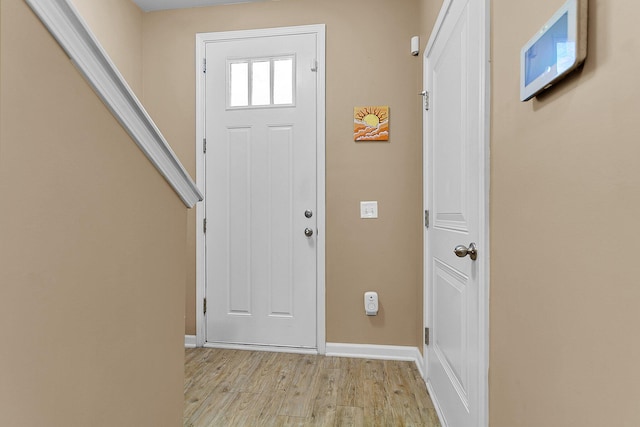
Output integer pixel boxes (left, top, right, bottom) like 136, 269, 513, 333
251, 61, 271, 106
230, 62, 249, 107
273, 58, 293, 105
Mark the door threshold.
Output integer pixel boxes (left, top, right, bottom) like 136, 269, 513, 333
203, 342, 319, 355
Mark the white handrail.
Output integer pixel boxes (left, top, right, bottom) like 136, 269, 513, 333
25, 0, 203, 208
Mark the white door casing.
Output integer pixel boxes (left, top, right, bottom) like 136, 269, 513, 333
195, 26, 326, 352
423, 1, 489, 427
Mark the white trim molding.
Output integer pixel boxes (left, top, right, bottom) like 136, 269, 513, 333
184, 335, 197, 348
326, 343, 424, 376
25, 0, 203, 208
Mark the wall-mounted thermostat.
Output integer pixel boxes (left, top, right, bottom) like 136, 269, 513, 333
520, 0, 588, 101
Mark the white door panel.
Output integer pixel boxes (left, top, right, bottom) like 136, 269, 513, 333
424, 0, 487, 426
205, 32, 317, 348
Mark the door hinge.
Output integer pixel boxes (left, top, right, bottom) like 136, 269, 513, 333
420, 90, 430, 111
203, 298, 207, 314
425, 327, 430, 345
202, 58, 207, 73
203, 218, 207, 233
203, 138, 207, 153
425, 209, 430, 228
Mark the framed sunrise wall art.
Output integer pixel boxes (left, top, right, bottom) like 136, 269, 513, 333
354, 106, 389, 141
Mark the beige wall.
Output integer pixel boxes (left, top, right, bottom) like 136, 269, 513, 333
71, 0, 143, 97
3, 0, 638, 424
142, 0, 425, 347
0, 1, 186, 425
419, 0, 443, 47
490, 0, 640, 426
8, 0, 636, 424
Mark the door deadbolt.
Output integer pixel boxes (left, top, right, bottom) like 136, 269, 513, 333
304, 210, 313, 218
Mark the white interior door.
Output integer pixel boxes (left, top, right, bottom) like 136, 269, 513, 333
204, 30, 319, 349
424, 0, 488, 426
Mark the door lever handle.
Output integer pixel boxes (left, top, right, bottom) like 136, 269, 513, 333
454, 243, 477, 260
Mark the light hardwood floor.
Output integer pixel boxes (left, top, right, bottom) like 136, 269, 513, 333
184, 348, 441, 427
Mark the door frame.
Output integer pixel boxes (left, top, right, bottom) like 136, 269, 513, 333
194, 25, 326, 354
422, 0, 490, 426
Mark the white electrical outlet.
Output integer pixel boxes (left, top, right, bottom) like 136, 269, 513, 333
360, 201, 378, 219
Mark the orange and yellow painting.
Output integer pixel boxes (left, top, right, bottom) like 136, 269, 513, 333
354, 106, 389, 141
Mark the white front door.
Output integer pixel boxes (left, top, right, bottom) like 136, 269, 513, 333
424, 0, 488, 426
203, 28, 321, 349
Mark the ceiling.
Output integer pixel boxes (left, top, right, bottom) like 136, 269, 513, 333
132, 0, 266, 12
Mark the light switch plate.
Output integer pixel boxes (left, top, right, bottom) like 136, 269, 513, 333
360, 201, 378, 219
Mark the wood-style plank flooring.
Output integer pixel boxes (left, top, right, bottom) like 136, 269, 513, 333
184, 348, 441, 427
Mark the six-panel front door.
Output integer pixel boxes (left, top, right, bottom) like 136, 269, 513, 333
204, 31, 318, 348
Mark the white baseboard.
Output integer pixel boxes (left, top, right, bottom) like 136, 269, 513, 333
184, 335, 197, 348
326, 342, 423, 374
415, 350, 425, 378
187, 340, 425, 377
